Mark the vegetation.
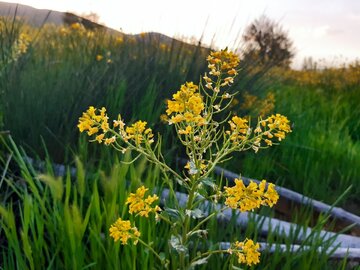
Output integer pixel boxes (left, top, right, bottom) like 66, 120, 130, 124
0, 14, 359, 269
242, 15, 294, 68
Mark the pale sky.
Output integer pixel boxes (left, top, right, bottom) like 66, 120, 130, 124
4, 0, 360, 68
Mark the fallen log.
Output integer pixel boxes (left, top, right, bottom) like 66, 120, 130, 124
219, 242, 360, 261
177, 158, 360, 231
213, 166, 360, 227
160, 188, 360, 251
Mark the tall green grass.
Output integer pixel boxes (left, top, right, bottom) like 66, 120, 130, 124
1, 22, 211, 161
0, 18, 274, 162
236, 85, 360, 211
0, 136, 166, 269
0, 136, 351, 269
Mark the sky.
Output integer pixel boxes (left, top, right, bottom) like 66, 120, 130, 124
4, 0, 360, 68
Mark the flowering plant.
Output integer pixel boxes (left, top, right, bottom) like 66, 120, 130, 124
78, 49, 291, 268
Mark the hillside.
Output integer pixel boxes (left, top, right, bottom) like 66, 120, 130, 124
0, 2, 64, 26
0, 2, 206, 52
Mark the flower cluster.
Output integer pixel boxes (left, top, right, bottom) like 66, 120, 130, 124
125, 120, 154, 145
224, 178, 279, 212
15, 33, 31, 54
70, 22, 83, 31
126, 186, 161, 217
227, 116, 249, 141
3, 32, 32, 64
109, 187, 160, 245
166, 82, 206, 128
226, 113, 291, 151
207, 49, 239, 76
263, 114, 292, 141
78, 107, 154, 146
203, 49, 240, 91
77, 106, 113, 144
96, 51, 112, 63
109, 218, 141, 245
60, 23, 86, 36
228, 238, 260, 266
241, 91, 275, 117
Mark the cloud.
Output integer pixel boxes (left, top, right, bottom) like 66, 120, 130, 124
312, 25, 330, 38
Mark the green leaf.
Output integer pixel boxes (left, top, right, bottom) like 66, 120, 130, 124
169, 234, 188, 254
187, 229, 208, 239
164, 207, 184, 222
185, 208, 205, 219
38, 174, 63, 201
231, 266, 244, 270
187, 161, 198, 175
75, 157, 85, 198
201, 177, 218, 190
159, 252, 166, 262
190, 256, 210, 268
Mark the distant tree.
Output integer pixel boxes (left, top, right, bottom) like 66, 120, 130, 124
81, 12, 100, 23
302, 57, 317, 70
242, 15, 294, 68
63, 12, 104, 30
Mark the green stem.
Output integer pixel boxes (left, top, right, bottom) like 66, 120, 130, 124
179, 181, 198, 268
157, 213, 172, 225
137, 238, 163, 264
189, 207, 227, 235
190, 249, 229, 265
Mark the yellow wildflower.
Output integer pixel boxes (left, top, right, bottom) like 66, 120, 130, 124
258, 92, 275, 117
227, 116, 249, 142
229, 238, 260, 266
178, 125, 192, 135
227, 68, 238, 76
87, 127, 99, 136
113, 115, 125, 129
78, 106, 120, 146
115, 36, 124, 44
206, 49, 240, 79
166, 82, 205, 126
224, 178, 278, 212
70, 22, 82, 30
104, 136, 116, 145
264, 139, 272, 146
266, 114, 291, 134
78, 106, 109, 135
96, 54, 103, 61
60, 27, 69, 35
160, 43, 167, 51
125, 120, 154, 144
241, 92, 258, 111
159, 114, 169, 123
109, 218, 141, 245
95, 133, 104, 143
86, 31, 94, 39
17, 33, 31, 54
126, 186, 161, 217
263, 183, 279, 207
169, 114, 185, 124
